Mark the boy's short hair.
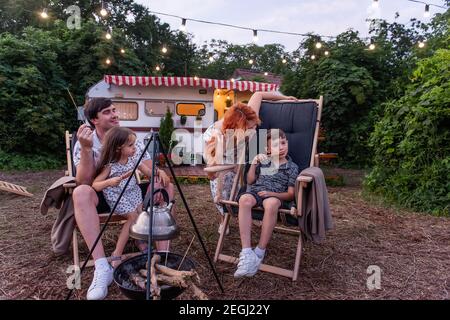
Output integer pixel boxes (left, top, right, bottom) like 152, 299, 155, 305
84, 98, 113, 126
267, 129, 286, 142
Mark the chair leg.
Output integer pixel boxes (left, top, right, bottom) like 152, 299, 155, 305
214, 212, 231, 262
292, 232, 304, 282
73, 229, 80, 268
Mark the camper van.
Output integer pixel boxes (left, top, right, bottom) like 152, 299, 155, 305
85, 75, 279, 165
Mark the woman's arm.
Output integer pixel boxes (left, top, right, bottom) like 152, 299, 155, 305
247, 92, 299, 115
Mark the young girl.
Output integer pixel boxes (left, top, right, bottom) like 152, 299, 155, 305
93, 127, 154, 268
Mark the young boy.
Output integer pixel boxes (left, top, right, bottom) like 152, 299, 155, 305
234, 129, 299, 278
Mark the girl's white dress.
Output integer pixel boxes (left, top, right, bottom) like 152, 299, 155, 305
103, 154, 142, 215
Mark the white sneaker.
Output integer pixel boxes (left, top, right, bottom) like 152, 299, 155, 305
86, 265, 114, 300
218, 222, 230, 235
233, 250, 262, 278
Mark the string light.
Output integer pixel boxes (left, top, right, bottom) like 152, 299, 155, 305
282, 58, 287, 64
295, 57, 300, 63
161, 46, 168, 54
418, 41, 425, 48
155, 65, 161, 71
40, 8, 49, 19
264, 72, 268, 76
105, 31, 112, 40
324, 50, 330, 56
120, 48, 125, 54
194, 76, 199, 80
179, 18, 187, 32
424, 4, 430, 17
230, 78, 235, 82
248, 59, 254, 65
105, 58, 111, 65
372, 0, 379, 8
253, 30, 258, 43
369, 39, 376, 50
311, 55, 316, 60
315, 42, 322, 49
209, 56, 214, 62
100, 1, 108, 17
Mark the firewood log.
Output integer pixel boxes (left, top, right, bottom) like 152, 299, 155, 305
150, 255, 161, 299
187, 282, 209, 300
129, 272, 146, 290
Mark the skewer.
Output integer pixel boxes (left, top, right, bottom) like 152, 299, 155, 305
177, 235, 196, 271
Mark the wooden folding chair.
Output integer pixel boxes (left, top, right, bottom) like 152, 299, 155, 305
208, 97, 323, 281
64, 131, 142, 268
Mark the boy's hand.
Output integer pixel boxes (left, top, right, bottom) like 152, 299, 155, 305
252, 154, 269, 165
257, 191, 275, 198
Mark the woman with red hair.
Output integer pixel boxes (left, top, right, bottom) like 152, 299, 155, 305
203, 91, 298, 234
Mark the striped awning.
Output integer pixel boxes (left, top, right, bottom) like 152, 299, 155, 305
104, 75, 279, 92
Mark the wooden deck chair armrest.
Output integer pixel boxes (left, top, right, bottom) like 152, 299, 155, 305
63, 182, 77, 189
296, 176, 313, 183
293, 175, 313, 217
204, 164, 236, 173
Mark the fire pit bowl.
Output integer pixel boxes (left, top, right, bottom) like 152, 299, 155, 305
113, 252, 196, 300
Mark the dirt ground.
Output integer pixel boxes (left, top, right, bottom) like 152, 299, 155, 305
0, 168, 449, 300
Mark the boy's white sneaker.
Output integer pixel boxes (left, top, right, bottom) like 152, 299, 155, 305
234, 250, 262, 278
86, 265, 114, 300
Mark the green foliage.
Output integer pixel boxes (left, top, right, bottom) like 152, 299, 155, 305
364, 49, 450, 216
0, 150, 64, 171
159, 107, 176, 152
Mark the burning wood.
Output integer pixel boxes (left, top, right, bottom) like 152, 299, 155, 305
130, 256, 208, 300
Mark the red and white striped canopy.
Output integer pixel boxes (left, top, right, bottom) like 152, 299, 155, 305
104, 75, 279, 92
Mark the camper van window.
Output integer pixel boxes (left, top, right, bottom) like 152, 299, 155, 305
176, 103, 205, 117
113, 101, 138, 120
145, 100, 175, 117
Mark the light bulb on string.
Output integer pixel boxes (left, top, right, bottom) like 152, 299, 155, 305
315, 42, 322, 49
282, 58, 287, 64
295, 57, 300, 63
155, 65, 161, 71
161, 46, 168, 54
311, 55, 316, 60
105, 32, 112, 40
324, 51, 330, 56
100, 1, 108, 17
424, 4, 430, 17
418, 41, 425, 48
105, 58, 111, 65
230, 78, 235, 82
120, 48, 125, 54
372, 0, 379, 9
253, 30, 258, 43
194, 76, 199, 81
209, 56, 214, 62
40, 8, 49, 19
264, 72, 268, 76
179, 18, 187, 32
248, 59, 254, 65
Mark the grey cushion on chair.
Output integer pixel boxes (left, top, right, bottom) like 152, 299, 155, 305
257, 101, 318, 172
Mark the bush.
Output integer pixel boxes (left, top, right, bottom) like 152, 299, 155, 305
0, 150, 64, 171
364, 49, 450, 216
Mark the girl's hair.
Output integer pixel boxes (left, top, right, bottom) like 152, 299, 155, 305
221, 102, 261, 133
95, 126, 136, 176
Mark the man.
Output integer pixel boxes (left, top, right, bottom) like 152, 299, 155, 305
72, 98, 174, 300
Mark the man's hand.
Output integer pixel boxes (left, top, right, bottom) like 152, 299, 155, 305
158, 169, 170, 187
77, 124, 94, 150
